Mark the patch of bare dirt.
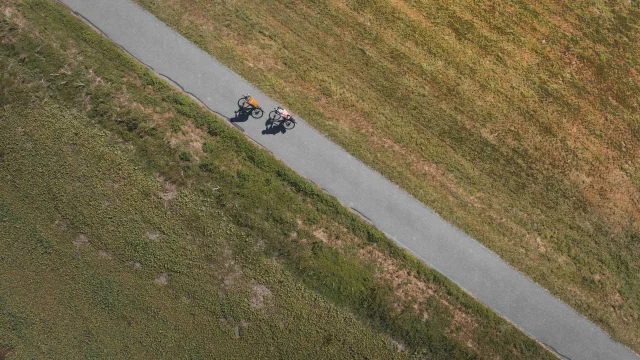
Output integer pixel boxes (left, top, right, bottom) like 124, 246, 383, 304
154, 272, 169, 286
361, 246, 479, 349
233, 320, 250, 339
212, 242, 243, 289
447, 307, 479, 352
167, 121, 206, 159
311, 227, 347, 248
157, 175, 177, 201
54, 218, 69, 230
86, 68, 105, 89
122, 74, 143, 87
98, 250, 112, 259
249, 283, 273, 309
534, 235, 546, 253
611, 291, 625, 310
390, 338, 406, 352
3, 7, 14, 17
298, 216, 358, 249
73, 233, 89, 248
126, 261, 142, 270
222, 262, 242, 288
146, 231, 161, 241
220, 317, 249, 339
149, 110, 174, 129
2, 5, 26, 29
0, 346, 12, 360
312, 228, 330, 242
360, 247, 437, 319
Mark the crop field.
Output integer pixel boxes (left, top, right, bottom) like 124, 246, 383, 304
0, 1, 555, 359
132, 0, 640, 351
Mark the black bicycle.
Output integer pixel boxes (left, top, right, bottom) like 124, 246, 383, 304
268, 106, 296, 130
237, 94, 264, 118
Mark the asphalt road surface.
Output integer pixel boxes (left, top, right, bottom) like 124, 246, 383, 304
57, 0, 640, 359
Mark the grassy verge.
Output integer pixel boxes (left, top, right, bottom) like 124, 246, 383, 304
130, 0, 640, 351
0, 0, 558, 359
1, 102, 417, 359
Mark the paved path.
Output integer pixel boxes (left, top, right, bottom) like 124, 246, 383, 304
58, 1, 639, 359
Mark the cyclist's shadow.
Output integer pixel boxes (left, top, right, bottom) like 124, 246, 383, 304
230, 106, 252, 123
262, 118, 287, 135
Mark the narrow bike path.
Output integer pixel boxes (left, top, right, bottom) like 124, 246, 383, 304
58, 1, 638, 359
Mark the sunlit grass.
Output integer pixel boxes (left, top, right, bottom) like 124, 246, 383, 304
0, 1, 555, 358
132, 0, 640, 351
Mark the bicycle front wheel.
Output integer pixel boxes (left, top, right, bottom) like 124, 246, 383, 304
251, 107, 264, 119
238, 97, 247, 108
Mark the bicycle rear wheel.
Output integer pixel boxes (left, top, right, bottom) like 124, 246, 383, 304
283, 119, 296, 130
251, 107, 264, 119
269, 110, 281, 121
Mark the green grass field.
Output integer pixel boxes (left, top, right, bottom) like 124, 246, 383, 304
0, 1, 555, 358
1, 103, 414, 359
130, 0, 640, 351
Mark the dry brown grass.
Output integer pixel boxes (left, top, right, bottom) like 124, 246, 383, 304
157, 174, 178, 201
132, 0, 640, 350
361, 247, 437, 318
0, 2, 555, 358
358, 246, 520, 357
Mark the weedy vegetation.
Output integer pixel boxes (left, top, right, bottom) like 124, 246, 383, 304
0, 1, 555, 359
133, 0, 640, 351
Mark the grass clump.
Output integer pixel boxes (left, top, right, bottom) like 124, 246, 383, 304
179, 149, 193, 162
0, 103, 411, 359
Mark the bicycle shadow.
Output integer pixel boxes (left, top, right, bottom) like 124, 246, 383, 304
262, 118, 288, 135
230, 106, 252, 123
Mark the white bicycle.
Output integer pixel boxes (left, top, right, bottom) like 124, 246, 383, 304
268, 107, 296, 130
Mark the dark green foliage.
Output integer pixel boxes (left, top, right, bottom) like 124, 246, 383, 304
179, 149, 193, 162
202, 141, 215, 154
163, 93, 200, 119
0, 297, 27, 340
199, 161, 216, 173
